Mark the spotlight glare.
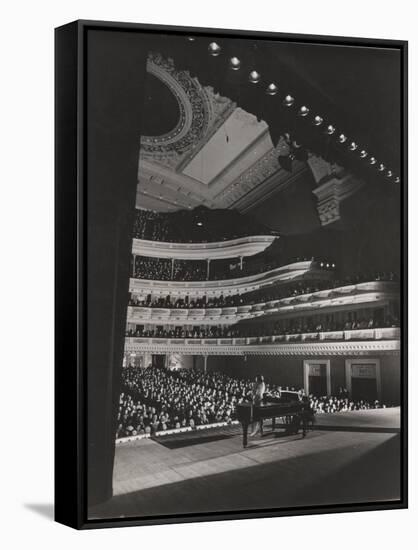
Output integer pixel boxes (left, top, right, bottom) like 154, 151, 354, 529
249, 70, 260, 83
266, 83, 278, 95
299, 105, 310, 117
387, 170, 393, 178
349, 142, 358, 151
370, 157, 377, 165
313, 115, 323, 126
326, 125, 336, 135
378, 163, 385, 172
338, 134, 347, 143
208, 42, 221, 56
360, 150, 368, 158
394, 177, 400, 184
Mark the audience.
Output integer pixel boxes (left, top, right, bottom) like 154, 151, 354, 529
129, 273, 398, 310
132, 208, 273, 243
116, 366, 390, 438
125, 313, 399, 340
132, 253, 397, 286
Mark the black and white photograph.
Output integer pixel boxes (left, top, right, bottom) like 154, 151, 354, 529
54, 20, 407, 529
4, 0, 418, 546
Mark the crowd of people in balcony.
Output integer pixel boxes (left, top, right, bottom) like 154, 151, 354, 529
131, 254, 323, 282
129, 270, 398, 311
125, 311, 399, 341
131, 250, 397, 286
126, 325, 241, 339
116, 366, 389, 438
132, 207, 274, 243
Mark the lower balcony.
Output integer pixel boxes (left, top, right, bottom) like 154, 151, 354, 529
124, 327, 400, 356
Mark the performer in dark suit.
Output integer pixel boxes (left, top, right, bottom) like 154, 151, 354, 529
249, 374, 266, 436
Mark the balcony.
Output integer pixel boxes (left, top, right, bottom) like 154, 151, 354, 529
129, 260, 329, 296
124, 327, 400, 356
132, 235, 277, 260
127, 280, 399, 325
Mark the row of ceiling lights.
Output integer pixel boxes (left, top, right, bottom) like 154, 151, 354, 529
203, 40, 400, 185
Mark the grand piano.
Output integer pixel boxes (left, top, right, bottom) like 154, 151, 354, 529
236, 391, 312, 448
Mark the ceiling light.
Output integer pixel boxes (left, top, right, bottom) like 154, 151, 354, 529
360, 150, 368, 158
313, 115, 323, 126
349, 142, 358, 151
326, 125, 336, 135
249, 70, 260, 83
298, 105, 310, 117
208, 42, 221, 56
283, 94, 295, 107
229, 57, 241, 70
266, 83, 278, 95
369, 157, 377, 165
338, 134, 347, 143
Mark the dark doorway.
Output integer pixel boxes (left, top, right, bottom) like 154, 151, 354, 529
309, 375, 328, 397
152, 355, 165, 368
351, 378, 378, 402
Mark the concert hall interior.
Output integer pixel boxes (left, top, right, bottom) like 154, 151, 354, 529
84, 30, 403, 520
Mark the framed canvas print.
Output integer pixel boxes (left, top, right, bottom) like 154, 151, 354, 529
55, 20, 407, 529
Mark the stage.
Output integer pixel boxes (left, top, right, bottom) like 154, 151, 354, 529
89, 408, 401, 520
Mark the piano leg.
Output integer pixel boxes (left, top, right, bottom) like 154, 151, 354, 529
242, 422, 249, 448
272, 417, 276, 433
260, 418, 264, 436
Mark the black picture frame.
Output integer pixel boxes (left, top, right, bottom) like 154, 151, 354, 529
55, 19, 408, 530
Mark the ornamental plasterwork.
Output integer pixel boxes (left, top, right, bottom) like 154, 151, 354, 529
140, 52, 233, 170
215, 136, 288, 203
124, 339, 400, 357
307, 154, 344, 185
313, 174, 365, 227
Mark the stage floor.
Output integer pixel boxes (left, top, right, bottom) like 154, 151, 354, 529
89, 408, 402, 520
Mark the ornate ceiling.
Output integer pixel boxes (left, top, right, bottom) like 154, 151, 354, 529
137, 52, 309, 213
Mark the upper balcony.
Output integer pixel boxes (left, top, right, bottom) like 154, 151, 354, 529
132, 234, 277, 261
132, 206, 277, 245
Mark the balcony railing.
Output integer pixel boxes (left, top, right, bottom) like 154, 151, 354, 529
126, 327, 399, 345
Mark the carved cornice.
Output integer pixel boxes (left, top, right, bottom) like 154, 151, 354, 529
124, 337, 400, 357
308, 155, 364, 227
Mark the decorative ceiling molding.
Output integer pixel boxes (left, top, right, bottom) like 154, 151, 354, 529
140, 52, 234, 170
136, 54, 366, 215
